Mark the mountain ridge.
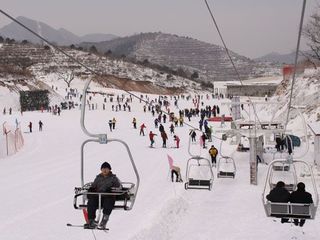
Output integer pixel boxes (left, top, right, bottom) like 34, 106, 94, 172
0, 16, 117, 45
80, 32, 279, 81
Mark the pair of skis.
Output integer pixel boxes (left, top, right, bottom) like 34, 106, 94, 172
66, 223, 109, 231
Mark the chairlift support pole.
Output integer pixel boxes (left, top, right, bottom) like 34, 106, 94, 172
79, 78, 140, 210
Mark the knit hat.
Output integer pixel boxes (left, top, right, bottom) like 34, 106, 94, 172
297, 182, 305, 191
101, 162, 111, 170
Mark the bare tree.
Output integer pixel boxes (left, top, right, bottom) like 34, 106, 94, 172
58, 70, 75, 88
303, 9, 320, 61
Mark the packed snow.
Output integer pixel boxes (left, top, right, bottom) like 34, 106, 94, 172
0, 70, 320, 240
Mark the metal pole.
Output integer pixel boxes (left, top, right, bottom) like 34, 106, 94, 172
249, 136, 258, 185
285, 0, 307, 129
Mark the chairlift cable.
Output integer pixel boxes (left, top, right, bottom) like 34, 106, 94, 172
284, 0, 307, 132
203, 0, 263, 127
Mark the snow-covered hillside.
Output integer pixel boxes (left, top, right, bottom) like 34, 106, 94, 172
0, 67, 320, 240
0, 43, 203, 111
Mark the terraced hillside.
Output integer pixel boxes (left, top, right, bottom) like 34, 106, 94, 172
0, 42, 201, 95
81, 32, 279, 82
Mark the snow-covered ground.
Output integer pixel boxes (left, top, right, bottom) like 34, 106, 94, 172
0, 73, 320, 240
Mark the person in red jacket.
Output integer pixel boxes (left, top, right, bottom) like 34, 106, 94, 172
149, 131, 157, 147
140, 123, 146, 136
173, 135, 180, 148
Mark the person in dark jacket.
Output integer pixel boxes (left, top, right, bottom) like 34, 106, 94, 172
266, 181, 290, 223
159, 124, 164, 133
85, 162, 121, 229
289, 182, 313, 227
161, 131, 168, 148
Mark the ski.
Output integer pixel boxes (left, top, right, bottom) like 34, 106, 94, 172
66, 223, 109, 231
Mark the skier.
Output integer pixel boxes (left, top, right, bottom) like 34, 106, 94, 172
39, 120, 43, 131
173, 135, 180, 148
108, 120, 113, 132
112, 118, 116, 130
208, 145, 218, 165
190, 130, 196, 142
201, 132, 207, 149
163, 114, 167, 123
149, 131, 157, 147
84, 162, 121, 229
154, 118, 159, 128
171, 165, 183, 182
132, 117, 137, 129
28, 122, 32, 133
140, 123, 146, 136
159, 124, 164, 133
161, 131, 168, 148
169, 124, 175, 135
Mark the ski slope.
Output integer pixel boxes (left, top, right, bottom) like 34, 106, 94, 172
0, 88, 319, 240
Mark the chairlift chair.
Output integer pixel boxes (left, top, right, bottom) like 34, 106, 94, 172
184, 156, 214, 190
268, 159, 297, 192
217, 156, 236, 178
73, 79, 140, 224
262, 159, 319, 220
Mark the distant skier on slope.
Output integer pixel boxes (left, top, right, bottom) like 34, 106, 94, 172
149, 131, 157, 147
140, 123, 146, 136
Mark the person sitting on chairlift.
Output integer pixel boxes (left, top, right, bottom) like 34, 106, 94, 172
266, 181, 290, 224
289, 182, 313, 227
84, 162, 121, 229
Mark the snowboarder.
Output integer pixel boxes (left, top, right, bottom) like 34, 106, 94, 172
149, 131, 157, 147
84, 162, 121, 229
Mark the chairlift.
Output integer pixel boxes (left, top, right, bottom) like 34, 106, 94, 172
262, 158, 319, 220
73, 79, 140, 224
268, 159, 297, 192
184, 156, 214, 190
217, 156, 236, 178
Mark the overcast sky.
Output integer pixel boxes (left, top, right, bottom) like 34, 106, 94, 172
0, 0, 318, 58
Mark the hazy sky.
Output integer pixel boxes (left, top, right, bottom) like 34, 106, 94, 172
0, 0, 318, 58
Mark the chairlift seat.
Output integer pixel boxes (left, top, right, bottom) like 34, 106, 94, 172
272, 165, 290, 171
74, 182, 135, 211
185, 178, 211, 190
270, 183, 296, 192
267, 202, 313, 219
218, 171, 235, 178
